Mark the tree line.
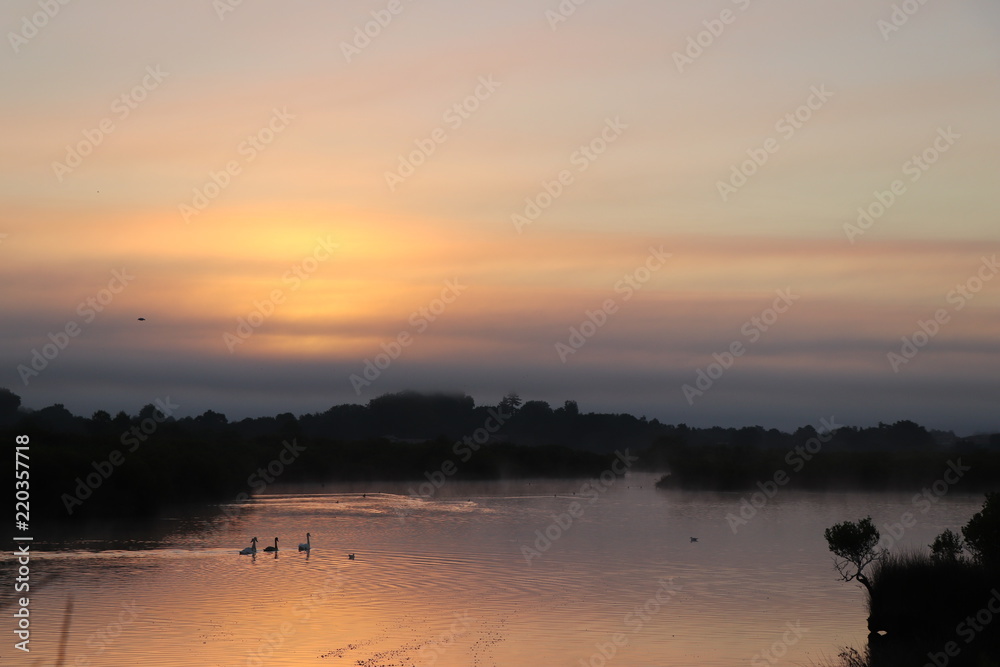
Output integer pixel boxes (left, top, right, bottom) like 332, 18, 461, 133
2, 388, 998, 521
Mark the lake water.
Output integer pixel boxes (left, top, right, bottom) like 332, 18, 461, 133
4, 473, 987, 666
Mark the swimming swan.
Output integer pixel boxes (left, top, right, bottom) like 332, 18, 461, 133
239, 537, 258, 555
298, 533, 311, 551
263, 537, 279, 552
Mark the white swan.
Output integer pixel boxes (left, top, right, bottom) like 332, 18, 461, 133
263, 537, 279, 552
298, 533, 311, 551
239, 537, 258, 555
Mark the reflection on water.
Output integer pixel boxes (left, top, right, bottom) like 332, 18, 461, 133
4, 474, 986, 666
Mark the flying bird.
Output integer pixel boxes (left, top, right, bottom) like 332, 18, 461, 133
690, 537, 698, 543
137, 317, 146, 321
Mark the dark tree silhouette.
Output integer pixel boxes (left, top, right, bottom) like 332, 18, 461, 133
0, 388, 21, 426
139, 404, 166, 421
0, 388, 21, 415
825, 516, 885, 596
518, 400, 552, 419
196, 409, 228, 426
929, 529, 964, 563
962, 492, 1000, 568
498, 393, 522, 414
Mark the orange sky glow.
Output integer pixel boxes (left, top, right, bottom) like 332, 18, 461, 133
2, 0, 998, 431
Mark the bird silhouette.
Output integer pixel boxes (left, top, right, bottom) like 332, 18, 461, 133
137, 317, 146, 321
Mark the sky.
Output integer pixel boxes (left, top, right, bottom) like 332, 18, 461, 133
2, 0, 998, 433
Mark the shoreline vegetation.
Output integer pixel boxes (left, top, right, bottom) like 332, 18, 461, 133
824, 497, 1000, 667
2, 388, 998, 523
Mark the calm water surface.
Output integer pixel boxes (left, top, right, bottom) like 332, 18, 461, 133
4, 473, 985, 666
